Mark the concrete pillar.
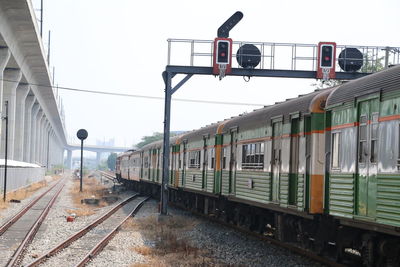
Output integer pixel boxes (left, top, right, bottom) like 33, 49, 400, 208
51, 131, 57, 168
36, 114, 45, 164
0, 49, 11, 140
96, 151, 102, 168
23, 95, 35, 162
29, 103, 39, 163
31, 108, 42, 164
43, 122, 51, 166
14, 83, 30, 161
66, 149, 72, 169
39, 119, 46, 165
0, 68, 22, 159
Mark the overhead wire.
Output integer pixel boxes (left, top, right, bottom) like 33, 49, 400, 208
0, 78, 266, 107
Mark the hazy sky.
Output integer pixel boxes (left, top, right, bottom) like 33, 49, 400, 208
33, 0, 400, 148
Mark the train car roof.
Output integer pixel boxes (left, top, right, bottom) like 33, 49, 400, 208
181, 121, 226, 141
140, 134, 184, 150
220, 87, 334, 132
117, 150, 134, 158
326, 65, 400, 108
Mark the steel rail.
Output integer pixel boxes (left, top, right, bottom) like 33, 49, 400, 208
0, 178, 64, 236
7, 178, 66, 267
99, 171, 116, 181
26, 193, 140, 267
74, 196, 150, 267
171, 202, 345, 267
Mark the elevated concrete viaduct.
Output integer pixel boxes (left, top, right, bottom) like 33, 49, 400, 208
0, 0, 132, 178
0, 0, 66, 169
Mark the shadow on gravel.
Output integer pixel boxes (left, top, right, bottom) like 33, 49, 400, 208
125, 215, 240, 267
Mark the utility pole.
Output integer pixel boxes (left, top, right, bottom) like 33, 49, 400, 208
3, 101, 8, 202
40, 0, 43, 37
47, 30, 51, 65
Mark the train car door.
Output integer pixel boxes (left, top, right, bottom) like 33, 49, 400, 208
140, 151, 144, 178
272, 121, 282, 202
156, 148, 160, 182
174, 145, 180, 187
148, 152, 152, 180
171, 146, 175, 185
182, 141, 187, 187
151, 150, 157, 182
229, 129, 238, 194
356, 98, 379, 218
202, 138, 208, 190
289, 117, 300, 205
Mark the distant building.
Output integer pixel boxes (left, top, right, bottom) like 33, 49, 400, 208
96, 138, 115, 147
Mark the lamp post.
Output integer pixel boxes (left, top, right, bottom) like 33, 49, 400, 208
76, 129, 88, 192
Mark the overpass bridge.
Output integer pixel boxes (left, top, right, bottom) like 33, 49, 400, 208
65, 144, 131, 169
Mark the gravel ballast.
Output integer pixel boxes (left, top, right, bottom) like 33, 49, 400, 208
2, 174, 324, 266
88, 200, 323, 267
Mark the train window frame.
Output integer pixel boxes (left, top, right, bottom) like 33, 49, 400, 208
358, 115, 368, 164
222, 147, 227, 169
370, 112, 379, 164
242, 142, 264, 170
188, 150, 201, 169
331, 131, 341, 170
210, 148, 215, 169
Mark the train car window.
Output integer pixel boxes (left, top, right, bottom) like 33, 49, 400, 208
370, 113, 379, 163
211, 148, 215, 169
261, 143, 265, 164
332, 132, 340, 169
189, 150, 201, 169
242, 142, 264, 169
359, 116, 368, 163
222, 148, 227, 169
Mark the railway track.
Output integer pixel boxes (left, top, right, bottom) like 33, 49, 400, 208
0, 178, 66, 267
26, 194, 149, 267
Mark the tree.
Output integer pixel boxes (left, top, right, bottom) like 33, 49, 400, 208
312, 79, 343, 89
360, 52, 384, 73
312, 52, 385, 89
107, 153, 117, 171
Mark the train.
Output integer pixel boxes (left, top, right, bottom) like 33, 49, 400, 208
116, 65, 400, 266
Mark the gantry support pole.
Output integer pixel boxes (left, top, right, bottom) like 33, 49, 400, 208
160, 71, 193, 215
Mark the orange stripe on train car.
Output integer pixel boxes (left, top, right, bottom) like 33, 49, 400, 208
327, 122, 358, 131
379, 114, 400, 122
310, 174, 324, 214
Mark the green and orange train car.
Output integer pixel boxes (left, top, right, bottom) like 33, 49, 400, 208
117, 65, 400, 266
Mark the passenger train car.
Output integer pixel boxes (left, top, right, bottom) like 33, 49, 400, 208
116, 65, 400, 266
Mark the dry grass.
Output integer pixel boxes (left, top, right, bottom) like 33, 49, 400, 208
126, 215, 227, 267
66, 177, 107, 217
133, 246, 152, 256
0, 180, 48, 211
